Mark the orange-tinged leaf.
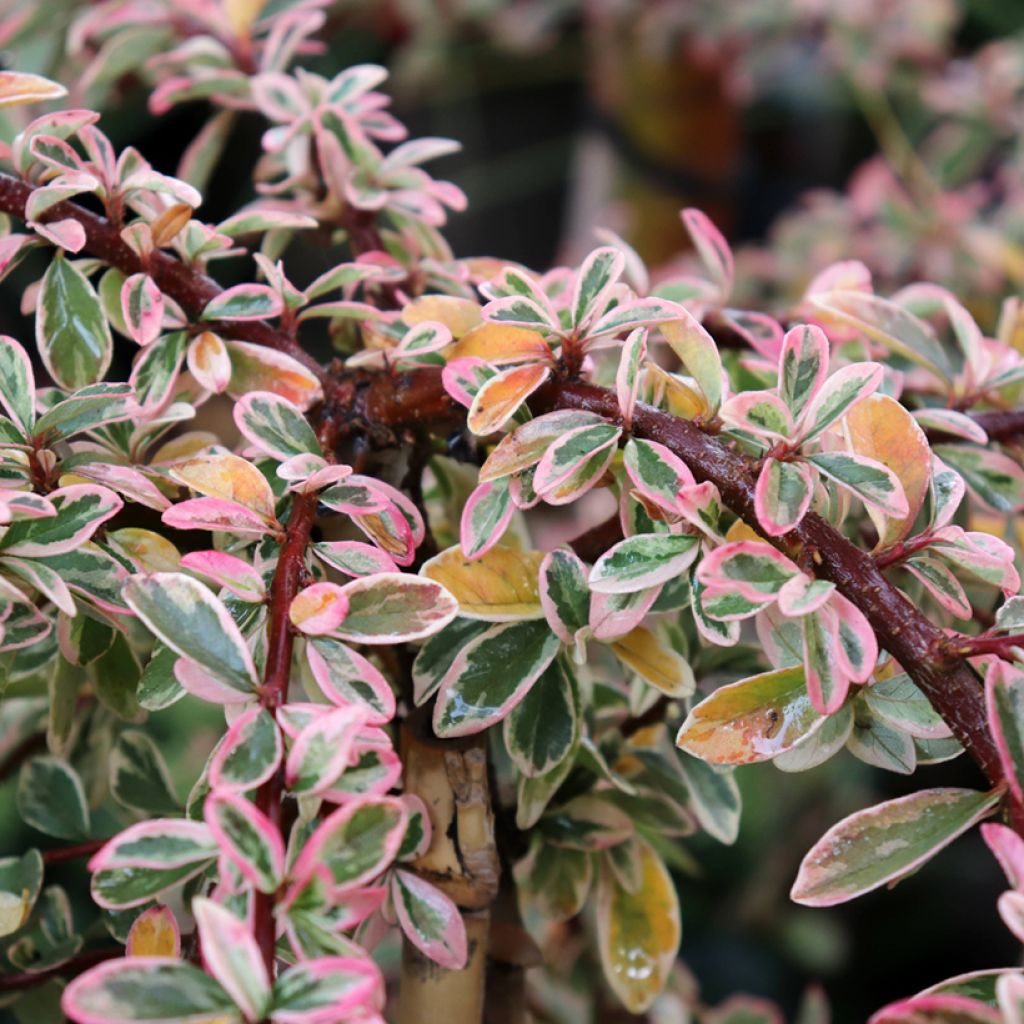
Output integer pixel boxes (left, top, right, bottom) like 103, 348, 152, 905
467, 364, 551, 435
224, 0, 265, 35
420, 544, 544, 621
451, 323, 553, 365
725, 519, 763, 544
170, 453, 276, 521
150, 204, 193, 246
151, 431, 220, 465
610, 625, 694, 697
402, 295, 481, 338
844, 395, 930, 550
126, 904, 180, 957
597, 839, 680, 1014
676, 665, 821, 765
226, 341, 322, 410
0, 71, 66, 108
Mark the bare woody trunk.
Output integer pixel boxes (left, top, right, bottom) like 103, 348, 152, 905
399, 710, 501, 1024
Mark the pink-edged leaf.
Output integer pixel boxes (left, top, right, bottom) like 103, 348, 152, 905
312, 540, 398, 578
329, 573, 458, 645
187, 331, 232, 393
209, 705, 282, 793
61, 957, 237, 1024
720, 390, 794, 443
0, 334, 35, 434
290, 796, 408, 895
286, 704, 368, 795
441, 356, 494, 409
202, 284, 284, 322
391, 869, 468, 970
0, 71, 66, 107
397, 794, 433, 861
870, 994, 1001, 1024
180, 550, 266, 602
986, 661, 1024, 807
32, 217, 86, 253
778, 323, 828, 420
289, 582, 350, 636
777, 575, 835, 618
982, 822, 1024, 891
88, 819, 218, 910
169, 453, 277, 521
800, 361, 884, 441
540, 548, 590, 644
162, 496, 279, 538
912, 408, 988, 445
681, 207, 733, 298
623, 437, 695, 511
125, 905, 180, 957
800, 606, 850, 715
533, 421, 621, 501
754, 458, 813, 537
270, 956, 383, 1024
659, 308, 723, 414
615, 327, 647, 429
460, 477, 514, 560
205, 790, 286, 894
571, 246, 624, 329
174, 658, 254, 705
589, 533, 699, 594
0, 483, 122, 557
828, 592, 877, 682
696, 541, 799, 604
791, 788, 1001, 907
306, 638, 396, 725
999, 890, 1024, 945
589, 298, 683, 339
396, 319, 453, 358
807, 451, 909, 519
123, 572, 260, 694
906, 556, 971, 619
234, 389, 320, 462
482, 294, 559, 331
70, 463, 171, 513
467, 363, 551, 436
433, 619, 560, 737
193, 897, 270, 1022
479, 409, 607, 482
588, 587, 659, 643
120, 274, 164, 347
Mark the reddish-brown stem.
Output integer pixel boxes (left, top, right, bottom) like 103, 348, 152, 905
874, 532, 936, 569
951, 632, 1024, 659
0, 947, 121, 992
42, 839, 106, 866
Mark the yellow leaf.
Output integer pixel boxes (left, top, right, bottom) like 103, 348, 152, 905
402, 295, 481, 338
451, 323, 552, 364
844, 395, 930, 550
725, 519, 762, 544
170, 453, 277, 521
151, 432, 220, 465
109, 529, 181, 572
224, 0, 265, 36
610, 626, 694, 697
0, 890, 30, 937
126, 905, 180, 957
468, 364, 551, 436
0, 72, 65, 109
644, 363, 708, 420
226, 341, 323, 410
597, 840, 680, 1014
420, 544, 544, 621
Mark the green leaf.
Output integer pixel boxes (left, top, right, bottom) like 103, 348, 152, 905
589, 534, 699, 595
433, 619, 561, 737
791, 788, 1000, 906
503, 659, 578, 777
933, 444, 1024, 514
675, 750, 741, 845
807, 451, 908, 518
517, 842, 593, 922
137, 645, 185, 711
0, 849, 43, 937
16, 756, 90, 839
110, 731, 181, 816
0, 336, 34, 434
411, 617, 491, 706
36, 253, 112, 390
